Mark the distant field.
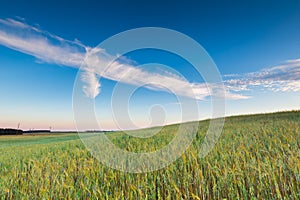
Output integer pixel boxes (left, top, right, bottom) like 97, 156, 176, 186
0, 111, 299, 199
0, 133, 79, 148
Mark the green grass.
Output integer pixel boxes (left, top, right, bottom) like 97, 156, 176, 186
0, 111, 299, 199
0, 133, 79, 148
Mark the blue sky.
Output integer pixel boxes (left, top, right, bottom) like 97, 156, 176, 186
0, 0, 300, 130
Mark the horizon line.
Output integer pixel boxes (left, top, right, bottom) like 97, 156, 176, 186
1, 109, 299, 133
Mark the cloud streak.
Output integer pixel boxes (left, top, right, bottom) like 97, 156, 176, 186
224, 59, 300, 93
0, 18, 299, 101
0, 18, 223, 100
0, 18, 86, 67
83, 48, 221, 100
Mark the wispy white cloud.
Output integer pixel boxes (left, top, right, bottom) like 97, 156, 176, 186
81, 70, 101, 98
224, 59, 300, 93
84, 48, 248, 100
1, 18, 298, 101
0, 18, 86, 67
84, 48, 212, 100
0, 18, 101, 97
0, 18, 228, 100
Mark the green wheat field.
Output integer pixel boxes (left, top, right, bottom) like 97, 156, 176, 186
0, 111, 299, 199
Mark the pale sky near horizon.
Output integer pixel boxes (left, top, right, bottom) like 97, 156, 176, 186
0, 0, 300, 130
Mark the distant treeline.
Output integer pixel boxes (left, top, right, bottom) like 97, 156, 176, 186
0, 129, 52, 135
23, 130, 51, 134
0, 128, 23, 135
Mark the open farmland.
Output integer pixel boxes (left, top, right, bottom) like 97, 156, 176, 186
0, 111, 299, 199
